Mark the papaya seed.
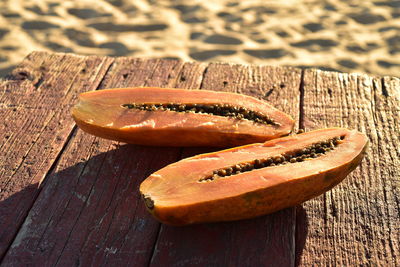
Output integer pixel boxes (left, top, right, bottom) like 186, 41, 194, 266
233, 164, 241, 171
218, 169, 227, 177
261, 161, 269, 167
121, 103, 135, 109
143, 195, 154, 210
274, 156, 282, 163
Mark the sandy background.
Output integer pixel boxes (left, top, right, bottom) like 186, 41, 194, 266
0, 0, 399, 78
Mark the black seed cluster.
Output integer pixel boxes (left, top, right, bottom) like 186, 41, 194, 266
199, 136, 345, 182
121, 103, 278, 125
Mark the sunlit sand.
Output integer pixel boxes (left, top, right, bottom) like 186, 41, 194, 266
0, 0, 398, 77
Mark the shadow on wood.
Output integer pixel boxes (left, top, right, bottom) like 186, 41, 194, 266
295, 205, 308, 267
1, 142, 309, 266
151, 207, 308, 267
0, 183, 41, 260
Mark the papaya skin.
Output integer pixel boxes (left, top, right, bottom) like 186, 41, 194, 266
71, 87, 294, 147
139, 128, 368, 226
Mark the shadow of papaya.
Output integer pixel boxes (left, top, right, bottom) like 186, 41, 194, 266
151, 206, 308, 267
0, 183, 41, 260
295, 205, 309, 267
0, 143, 184, 265
0, 143, 308, 266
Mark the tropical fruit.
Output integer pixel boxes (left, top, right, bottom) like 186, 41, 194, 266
71, 87, 294, 147
139, 128, 368, 225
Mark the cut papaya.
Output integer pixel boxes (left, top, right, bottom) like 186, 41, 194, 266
71, 87, 294, 147
139, 128, 368, 225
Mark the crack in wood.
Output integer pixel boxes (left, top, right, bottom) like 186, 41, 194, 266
199, 65, 209, 90
263, 87, 274, 100
298, 69, 305, 130
96, 60, 115, 90
380, 77, 389, 97
327, 88, 333, 97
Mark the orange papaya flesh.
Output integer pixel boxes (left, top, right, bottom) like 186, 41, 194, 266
139, 128, 368, 225
71, 87, 294, 147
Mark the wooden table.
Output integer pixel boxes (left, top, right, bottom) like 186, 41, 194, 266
0, 52, 399, 266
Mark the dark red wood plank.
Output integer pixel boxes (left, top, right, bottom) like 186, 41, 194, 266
0, 52, 114, 259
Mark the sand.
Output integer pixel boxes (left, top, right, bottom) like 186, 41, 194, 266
0, 0, 399, 78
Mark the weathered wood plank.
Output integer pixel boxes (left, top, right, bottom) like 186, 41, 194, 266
0, 52, 114, 259
149, 63, 302, 266
0, 57, 194, 266
3, 52, 397, 266
298, 70, 399, 266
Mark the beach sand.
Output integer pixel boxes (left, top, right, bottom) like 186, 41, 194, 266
0, 0, 399, 78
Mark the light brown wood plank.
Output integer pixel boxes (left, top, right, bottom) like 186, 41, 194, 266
0, 52, 114, 259
298, 70, 399, 266
149, 63, 302, 266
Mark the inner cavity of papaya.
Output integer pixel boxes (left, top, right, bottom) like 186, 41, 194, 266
199, 135, 345, 182
121, 103, 278, 125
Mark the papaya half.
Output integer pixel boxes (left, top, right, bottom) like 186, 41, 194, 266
71, 87, 294, 147
139, 128, 368, 225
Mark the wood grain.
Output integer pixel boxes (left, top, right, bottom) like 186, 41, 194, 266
1, 52, 398, 266
0, 52, 114, 259
298, 70, 399, 266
